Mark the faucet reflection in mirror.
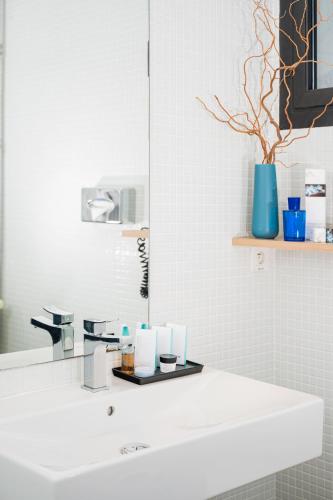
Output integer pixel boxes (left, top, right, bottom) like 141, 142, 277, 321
30, 305, 74, 361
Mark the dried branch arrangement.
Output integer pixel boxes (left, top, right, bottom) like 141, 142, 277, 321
197, 0, 333, 166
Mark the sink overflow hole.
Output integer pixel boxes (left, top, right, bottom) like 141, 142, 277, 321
107, 406, 115, 416
120, 443, 150, 455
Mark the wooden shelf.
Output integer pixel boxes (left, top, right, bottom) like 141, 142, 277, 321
232, 236, 333, 253
121, 229, 149, 239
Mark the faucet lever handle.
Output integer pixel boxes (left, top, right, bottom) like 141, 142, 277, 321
43, 305, 74, 325
83, 318, 117, 335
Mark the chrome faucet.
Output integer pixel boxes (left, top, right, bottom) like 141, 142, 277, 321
31, 305, 74, 361
82, 319, 122, 392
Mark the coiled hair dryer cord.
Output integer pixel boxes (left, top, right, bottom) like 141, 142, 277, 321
137, 228, 149, 299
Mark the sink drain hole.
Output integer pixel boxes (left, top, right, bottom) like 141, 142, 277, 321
120, 442, 150, 455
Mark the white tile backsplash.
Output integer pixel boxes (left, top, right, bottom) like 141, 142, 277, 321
211, 476, 276, 500
274, 129, 333, 500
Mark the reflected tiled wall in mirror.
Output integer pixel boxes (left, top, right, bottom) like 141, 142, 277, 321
0, 0, 149, 367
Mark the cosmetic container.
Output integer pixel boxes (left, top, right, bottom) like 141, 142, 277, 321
305, 169, 326, 239
121, 344, 134, 375
134, 328, 156, 371
283, 197, 306, 242
160, 354, 177, 373
309, 226, 326, 243
167, 323, 187, 365
153, 325, 172, 366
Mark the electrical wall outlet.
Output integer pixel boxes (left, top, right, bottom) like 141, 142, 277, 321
251, 248, 275, 272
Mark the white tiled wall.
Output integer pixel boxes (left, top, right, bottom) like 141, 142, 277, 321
149, 1, 276, 498
212, 476, 276, 500
274, 131, 333, 500
149, 1, 333, 499
0, 0, 149, 354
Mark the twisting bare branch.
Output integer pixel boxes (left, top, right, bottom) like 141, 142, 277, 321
197, 0, 333, 166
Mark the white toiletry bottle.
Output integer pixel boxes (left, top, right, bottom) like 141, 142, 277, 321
152, 325, 172, 366
305, 169, 326, 239
167, 323, 187, 365
135, 328, 157, 371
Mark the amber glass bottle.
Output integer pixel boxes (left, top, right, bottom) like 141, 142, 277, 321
121, 344, 135, 375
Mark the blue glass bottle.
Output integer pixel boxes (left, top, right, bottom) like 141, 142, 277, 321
283, 197, 306, 242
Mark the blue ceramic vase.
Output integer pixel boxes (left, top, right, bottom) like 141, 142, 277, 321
252, 163, 279, 239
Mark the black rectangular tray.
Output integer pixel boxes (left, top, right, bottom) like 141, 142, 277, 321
112, 360, 203, 385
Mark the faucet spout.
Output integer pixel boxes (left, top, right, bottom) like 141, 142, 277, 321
31, 314, 74, 361
31, 316, 62, 343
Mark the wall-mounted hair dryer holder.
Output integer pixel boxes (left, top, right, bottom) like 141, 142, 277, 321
81, 187, 136, 224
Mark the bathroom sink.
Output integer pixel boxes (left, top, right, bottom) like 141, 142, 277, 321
0, 368, 323, 500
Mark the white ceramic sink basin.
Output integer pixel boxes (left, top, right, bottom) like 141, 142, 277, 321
0, 368, 323, 500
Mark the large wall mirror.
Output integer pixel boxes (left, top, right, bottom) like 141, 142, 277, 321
0, 0, 150, 369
